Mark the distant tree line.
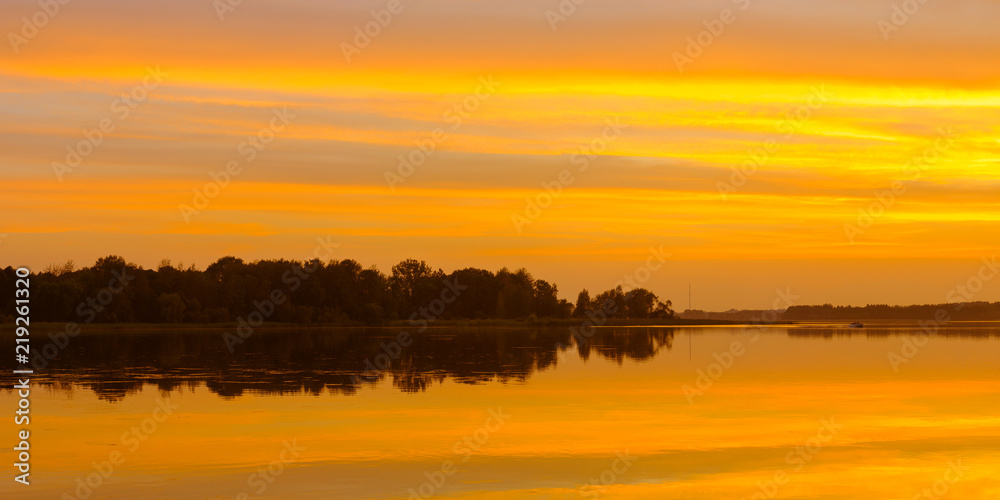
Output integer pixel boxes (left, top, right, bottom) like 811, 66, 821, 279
782, 303, 1000, 321
0, 256, 674, 325
681, 309, 785, 322
680, 303, 1000, 322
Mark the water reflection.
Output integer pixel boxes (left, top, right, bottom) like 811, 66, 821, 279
788, 321, 1000, 339
0, 327, 676, 401
3, 324, 1000, 499
4, 322, 999, 402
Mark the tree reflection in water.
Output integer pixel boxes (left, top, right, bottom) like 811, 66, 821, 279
0, 327, 676, 402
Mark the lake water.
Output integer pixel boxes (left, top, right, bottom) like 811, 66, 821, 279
2, 323, 999, 499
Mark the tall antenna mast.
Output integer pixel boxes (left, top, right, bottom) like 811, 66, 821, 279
688, 283, 691, 312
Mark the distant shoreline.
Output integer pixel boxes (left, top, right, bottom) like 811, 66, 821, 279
12, 318, 783, 332
17, 317, 1000, 333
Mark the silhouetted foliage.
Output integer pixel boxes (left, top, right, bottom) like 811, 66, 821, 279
3, 256, 674, 325
683, 302, 1000, 322
783, 302, 1000, 321
573, 289, 591, 318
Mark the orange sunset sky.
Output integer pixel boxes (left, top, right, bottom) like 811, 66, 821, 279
1, 0, 999, 310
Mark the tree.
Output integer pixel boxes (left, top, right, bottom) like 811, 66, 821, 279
593, 286, 627, 319
533, 280, 561, 318
390, 259, 443, 312
573, 289, 592, 317
42, 260, 75, 276
495, 268, 534, 319
205, 256, 244, 283
624, 288, 658, 319
205, 256, 247, 315
15, 253, 680, 326
85, 255, 139, 322
556, 299, 573, 318
158, 293, 185, 323
652, 299, 675, 319
447, 268, 499, 319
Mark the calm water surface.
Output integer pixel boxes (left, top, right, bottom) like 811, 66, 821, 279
2, 323, 999, 499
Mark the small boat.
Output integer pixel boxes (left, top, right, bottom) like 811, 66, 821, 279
848, 322, 864, 328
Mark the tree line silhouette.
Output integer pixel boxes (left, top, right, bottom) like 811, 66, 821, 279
782, 303, 1000, 321
0, 256, 674, 325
